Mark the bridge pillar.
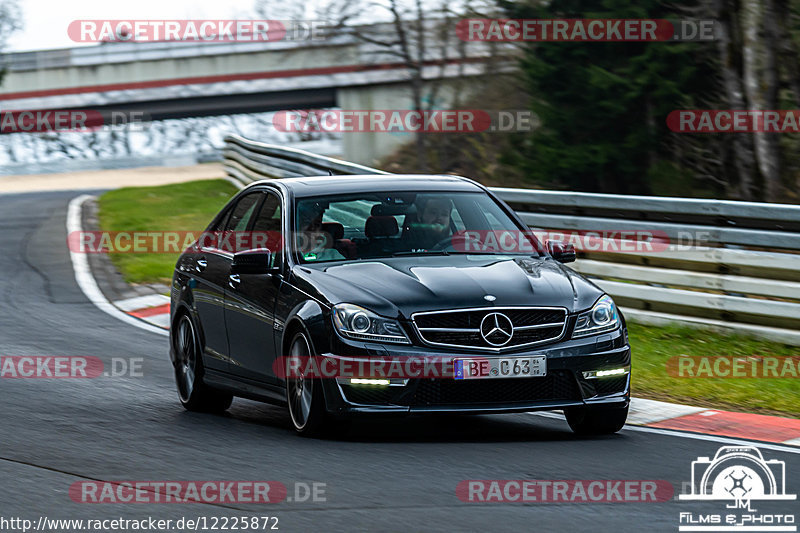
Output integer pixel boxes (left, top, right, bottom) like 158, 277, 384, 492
337, 84, 415, 166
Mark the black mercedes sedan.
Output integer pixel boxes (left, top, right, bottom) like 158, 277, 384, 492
169, 175, 631, 436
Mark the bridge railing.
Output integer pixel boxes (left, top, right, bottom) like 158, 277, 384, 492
223, 134, 800, 346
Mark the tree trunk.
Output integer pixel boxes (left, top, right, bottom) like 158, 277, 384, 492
742, 0, 782, 201
413, 0, 428, 172
775, 0, 800, 107
713, 0, 759, 200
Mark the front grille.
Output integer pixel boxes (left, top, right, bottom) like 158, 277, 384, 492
413, 307, 567, 350
410, 370, 581, 406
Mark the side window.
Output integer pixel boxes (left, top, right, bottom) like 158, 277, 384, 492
211, 193, 262, 253
226, 193, 262, 232
198, 203, 233, 250
251, 193, 283, 266
211, 210, 231, 232
252, 194, 281, 233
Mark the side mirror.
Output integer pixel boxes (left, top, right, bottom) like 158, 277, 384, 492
231, 249, 277, 275
546, 240, 576, 264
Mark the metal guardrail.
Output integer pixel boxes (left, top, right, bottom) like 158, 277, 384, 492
223, 134, 800, 346
223, 134, 389, 183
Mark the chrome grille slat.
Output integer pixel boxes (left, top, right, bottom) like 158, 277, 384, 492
411, 306, 568, 351
417, 327, 481, 332
515, 322, 564, 331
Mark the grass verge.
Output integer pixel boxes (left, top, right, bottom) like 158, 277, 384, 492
97, 179, 238, 285
97, 180, 800, 418
628, 323, 799, 418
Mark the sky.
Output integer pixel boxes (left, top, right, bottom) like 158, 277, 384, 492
6, 0, 264, 52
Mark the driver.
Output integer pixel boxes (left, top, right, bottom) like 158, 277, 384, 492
405, 196, 453, 250
296, 201, 345, 261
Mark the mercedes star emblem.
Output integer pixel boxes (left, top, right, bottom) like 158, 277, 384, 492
480, 312, 514, 346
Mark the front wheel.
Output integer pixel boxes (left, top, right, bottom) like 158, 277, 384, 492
565, 404, 628, 435
286, 332, 350, 437
285, 331, 335, 437
173, 313, 233, 413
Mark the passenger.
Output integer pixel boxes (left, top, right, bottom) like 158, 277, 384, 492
296, 202, 345, 261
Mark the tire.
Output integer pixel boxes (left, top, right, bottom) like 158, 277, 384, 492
565, 404, 628, 435
285, 330, 334, 437
173, 313, 233, 413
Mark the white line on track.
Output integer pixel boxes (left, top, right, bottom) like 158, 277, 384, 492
66, 194, 169, 337
527, 412, 800, 455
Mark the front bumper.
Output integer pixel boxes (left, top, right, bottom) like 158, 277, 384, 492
319, 326, 631, 416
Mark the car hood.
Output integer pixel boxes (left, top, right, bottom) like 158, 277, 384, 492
293, 257, 604, 318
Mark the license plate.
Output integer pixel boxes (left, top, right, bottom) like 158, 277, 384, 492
453, 356, 546, 380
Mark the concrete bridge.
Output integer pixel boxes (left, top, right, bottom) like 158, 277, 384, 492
0, 24, 512, 164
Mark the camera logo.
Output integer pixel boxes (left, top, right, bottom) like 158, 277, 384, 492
678, 446, 796, 532
680, 446, 795, 504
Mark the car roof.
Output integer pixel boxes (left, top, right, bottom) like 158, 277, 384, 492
248, 174, 485, 197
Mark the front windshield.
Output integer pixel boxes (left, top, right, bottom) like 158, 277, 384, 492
293, 191, 545, 263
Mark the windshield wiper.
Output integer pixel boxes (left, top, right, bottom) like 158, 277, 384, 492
447, 251, 543, 257
446, 251, 511, 255
392, 250, 450, 256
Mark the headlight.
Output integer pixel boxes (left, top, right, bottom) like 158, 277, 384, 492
332, 303, 411, 344
572, 295, 619, 337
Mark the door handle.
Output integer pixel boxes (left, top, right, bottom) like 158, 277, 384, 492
196, 257, 207, 272
228, 273, 241, 289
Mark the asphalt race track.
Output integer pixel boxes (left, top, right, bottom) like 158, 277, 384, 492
1, 191, 797, 532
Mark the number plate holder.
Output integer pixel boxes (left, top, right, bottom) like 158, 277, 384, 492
453, 356, 546, 380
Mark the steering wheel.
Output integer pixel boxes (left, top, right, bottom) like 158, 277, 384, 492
430, 233, 468, 252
